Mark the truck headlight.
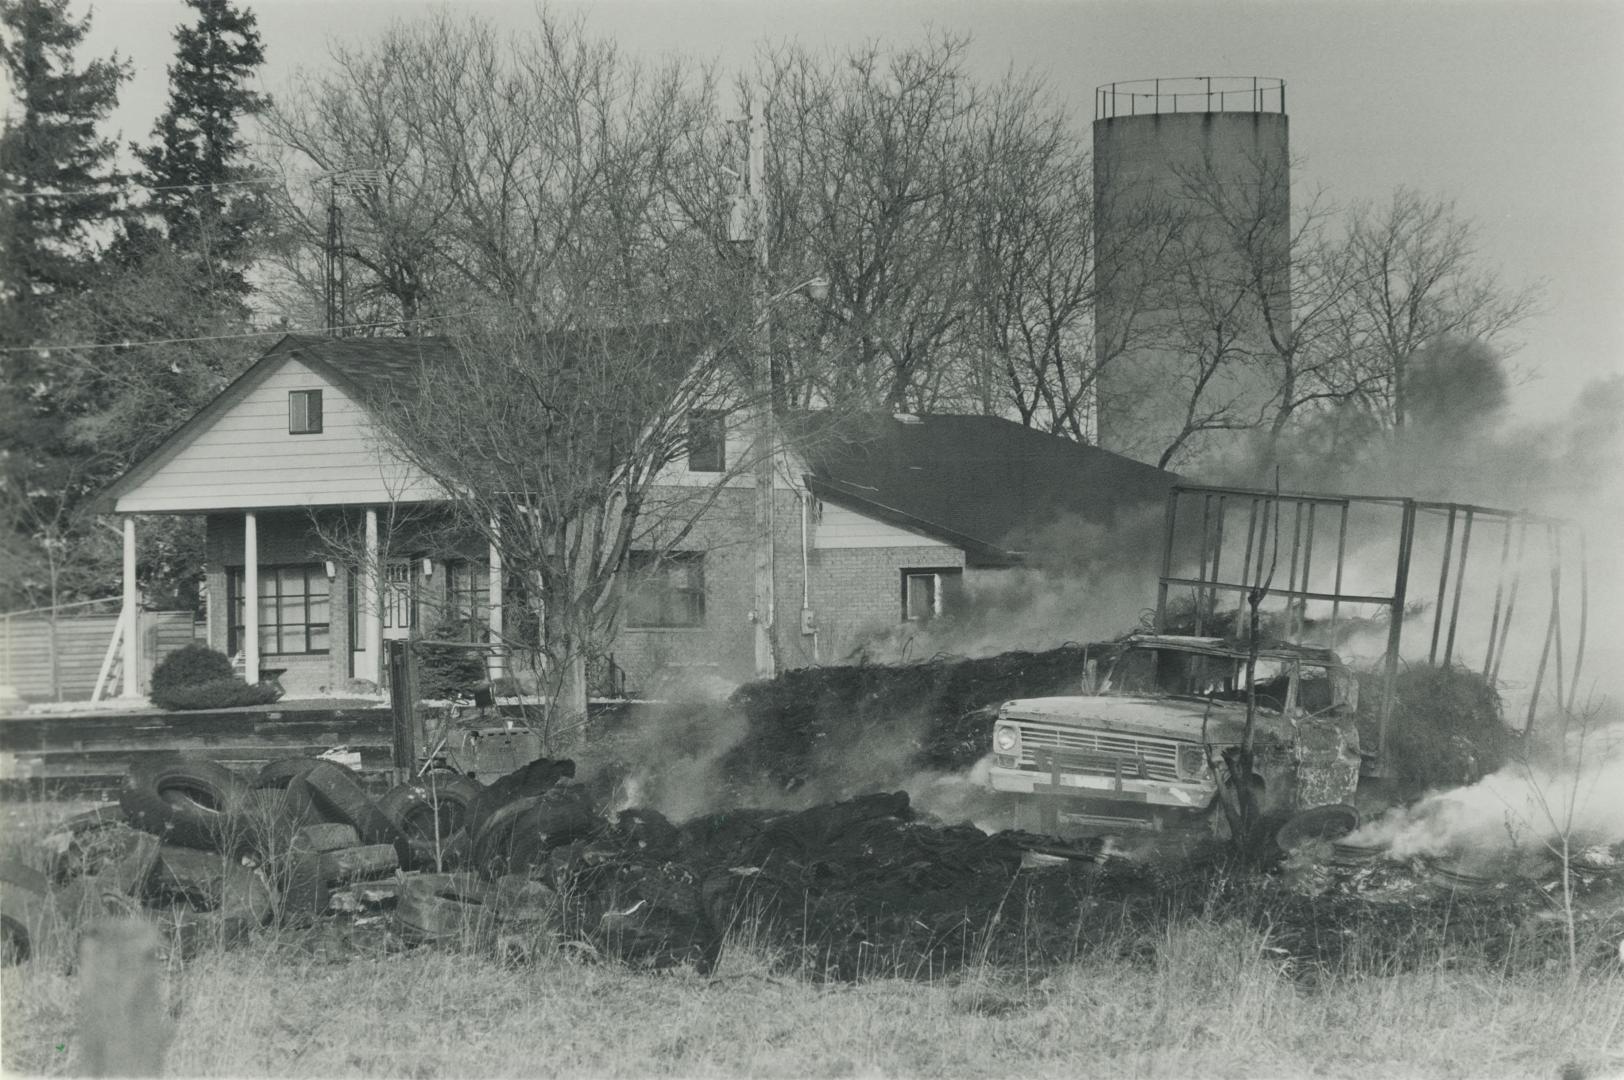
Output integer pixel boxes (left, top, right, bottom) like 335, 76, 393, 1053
1178, 743, 1209, 779
994, 725, 1020, 753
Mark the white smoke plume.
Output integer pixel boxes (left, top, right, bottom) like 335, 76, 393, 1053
1348, 711, 1624, 860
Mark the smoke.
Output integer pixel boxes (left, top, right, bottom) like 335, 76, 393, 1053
848, 503, 1166, 662
1348, 708, 1624, 860
1196, 369, 1624, 709
594, 697, 751, 823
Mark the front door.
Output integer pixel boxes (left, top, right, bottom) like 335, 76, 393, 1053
382, 559, 417, 641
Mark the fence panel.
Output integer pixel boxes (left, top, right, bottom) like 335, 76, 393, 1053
0, 611, 201, 704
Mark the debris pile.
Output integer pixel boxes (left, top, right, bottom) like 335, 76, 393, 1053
4, 752, 1620, 978
724, 644, 1091, 789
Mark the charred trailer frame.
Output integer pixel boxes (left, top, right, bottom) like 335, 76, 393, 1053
1153, 484, 1588, 775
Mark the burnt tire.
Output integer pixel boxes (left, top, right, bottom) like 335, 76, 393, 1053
1, 859, 58, 965
299, 761, 412, 868
379, 774, 483, 867
1275, 804, 1361, 854
119, 757, 250, 852
236, 787, 324, 861
43, 806, 135, 883
148, 845, 274, 942
394, 873, 493, 943
51, 829, 161, 897
470, 797, 544, 880
313, 844, 399, 884
252, 756, 356, 789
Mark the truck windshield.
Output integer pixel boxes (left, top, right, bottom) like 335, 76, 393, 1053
1108, 648, 1292, 707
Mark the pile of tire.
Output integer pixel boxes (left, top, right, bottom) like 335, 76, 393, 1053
1, 753, 502, 965
381, 757, 587, 952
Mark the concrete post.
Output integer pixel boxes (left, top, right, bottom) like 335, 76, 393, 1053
488, 527, 504, 680
122, 517, 139, 698
244, 511, 259, 683
363, 509, 381, 683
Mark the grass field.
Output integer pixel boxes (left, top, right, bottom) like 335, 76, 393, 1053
4, 792, 1623, 1079
4, 890, 1623, 1079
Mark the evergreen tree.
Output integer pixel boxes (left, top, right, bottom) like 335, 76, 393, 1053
132, 0, 268, 298
0, 0, 129, 332
0, 0, 130, 613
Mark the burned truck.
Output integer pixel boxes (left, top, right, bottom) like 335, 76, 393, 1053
989, 633, 1361, 842
986, 483, 1588, 850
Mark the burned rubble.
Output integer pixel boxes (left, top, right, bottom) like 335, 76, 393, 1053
3, 748, 1620, 980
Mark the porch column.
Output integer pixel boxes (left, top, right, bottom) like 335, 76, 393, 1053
121, 516, 139, 698
487, 528, 504, 680
243, 511, 259, 683
363, 509, 381, 683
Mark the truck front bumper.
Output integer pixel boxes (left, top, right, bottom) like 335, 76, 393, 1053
986, 763, 1217, 811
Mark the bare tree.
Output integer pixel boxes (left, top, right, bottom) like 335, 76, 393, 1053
258, 11, 767, 742
375, 319, 762, 746
1340, 187, 1542, 432
1120, 154, 1539, 470
261, 10, 727, 327
961, 81, 1099, 437
753, 36, 983, 413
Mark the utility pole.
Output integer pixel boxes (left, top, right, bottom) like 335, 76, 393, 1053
749, 100, 776, 679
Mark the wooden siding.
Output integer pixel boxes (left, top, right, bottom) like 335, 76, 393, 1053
812, 500, 955, 550
112, 357, 443, 513
0, 611, 199, 703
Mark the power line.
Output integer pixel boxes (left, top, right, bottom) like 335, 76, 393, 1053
0, 309, 500, 354
0, 175, 283, 201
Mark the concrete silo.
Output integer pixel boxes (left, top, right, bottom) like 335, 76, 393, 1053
1092, 77, 1291, 466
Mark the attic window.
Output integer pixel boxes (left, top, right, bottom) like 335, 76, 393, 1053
289, 389, 323, 435
687, 410, 725, 472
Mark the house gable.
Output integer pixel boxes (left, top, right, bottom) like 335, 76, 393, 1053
105, 343, 442, 513
812, 497, 955, 550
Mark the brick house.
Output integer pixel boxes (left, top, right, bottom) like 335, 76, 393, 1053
99, 335, 1174, 698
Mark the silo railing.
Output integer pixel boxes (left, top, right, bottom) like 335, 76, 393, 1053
1095, 76, 1286, 120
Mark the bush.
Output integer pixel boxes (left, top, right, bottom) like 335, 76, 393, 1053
1359, 664, 1507, 795
151, 644, 236, 696
151, 676, 283, 711
415, 619, 490, 702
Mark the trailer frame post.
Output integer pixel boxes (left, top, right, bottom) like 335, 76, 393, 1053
1379, 500, 1417, 771
1429, 507, 1458, 664
1443, 509, 1474, 666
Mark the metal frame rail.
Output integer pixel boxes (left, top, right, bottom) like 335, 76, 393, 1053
1153, 484, 1586, 771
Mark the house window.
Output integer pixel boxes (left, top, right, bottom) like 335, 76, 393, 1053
445, 560, 491, 640
228, 565, 331, 655
289, 389, 323, 434
626, 551, 706, 628
901, 568, 963, 622
687, 410, 725, 472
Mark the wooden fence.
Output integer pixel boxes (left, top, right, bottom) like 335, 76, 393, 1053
0, 607, 200, 705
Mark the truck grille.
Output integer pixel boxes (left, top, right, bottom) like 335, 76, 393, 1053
1013, 722, 1182, 783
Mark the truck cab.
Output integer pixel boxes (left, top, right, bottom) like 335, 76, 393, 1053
986, 634, 1362, 838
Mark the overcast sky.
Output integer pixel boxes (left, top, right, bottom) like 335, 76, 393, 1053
75, 0, 1624, 424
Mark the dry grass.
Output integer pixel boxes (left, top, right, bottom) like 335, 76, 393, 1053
5, 791, 1623, 1078
4, 911, 1622, 1079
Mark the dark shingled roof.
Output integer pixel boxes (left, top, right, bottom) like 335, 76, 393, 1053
263, 334, 456, 404
800, 414, 1177, 566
